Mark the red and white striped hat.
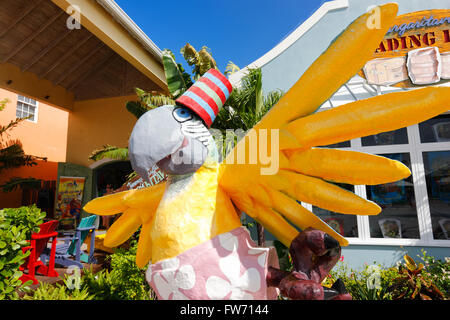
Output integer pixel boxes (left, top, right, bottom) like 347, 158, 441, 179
176, 69, 233, 127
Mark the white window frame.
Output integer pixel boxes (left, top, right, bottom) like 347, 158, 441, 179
16, 95, 39, 123
308, 107, 450, 248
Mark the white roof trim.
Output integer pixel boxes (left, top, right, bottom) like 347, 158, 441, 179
96, 0, 163, 63
229, 0, 349, 86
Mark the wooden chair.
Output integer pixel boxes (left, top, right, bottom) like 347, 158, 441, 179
41, 215, 97, 269
19, 220, 59, 285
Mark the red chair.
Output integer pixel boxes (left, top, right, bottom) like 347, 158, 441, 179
19, 220, 59, 285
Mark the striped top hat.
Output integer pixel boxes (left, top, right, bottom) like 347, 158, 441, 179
176, 68, 233, 127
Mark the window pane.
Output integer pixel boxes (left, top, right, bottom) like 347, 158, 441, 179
423, 151, 450, 239
361, 128, 408, 146
319, 141, 351, 148
366, 153, 419, 239
312, 183, 358, 237
419, 115, 450, 143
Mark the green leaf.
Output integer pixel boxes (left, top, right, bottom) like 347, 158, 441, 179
162, 49, 187, 98
89, 145, 128, 162
126, 101, 149, 119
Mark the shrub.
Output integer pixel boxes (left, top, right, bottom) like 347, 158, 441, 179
388, 253, 446, 300
329, 263, 394, 300
22, 280, 94, 300
0, 205, 45, 299
81, 239, 154, 300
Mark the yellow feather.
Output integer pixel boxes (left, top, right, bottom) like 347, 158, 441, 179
286, 87, 450, 149
264, 188, 348, 246
104, 208, 141, 247
287, 148, 411, 185
278, 170, 381, 215
254, 3, 398, 130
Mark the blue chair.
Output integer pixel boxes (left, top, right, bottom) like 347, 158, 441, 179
41, 215, 98, 268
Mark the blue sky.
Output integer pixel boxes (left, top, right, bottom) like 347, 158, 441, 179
115, 0, 327, 74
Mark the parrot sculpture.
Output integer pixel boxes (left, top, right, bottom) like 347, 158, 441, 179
84, 3, 450, 300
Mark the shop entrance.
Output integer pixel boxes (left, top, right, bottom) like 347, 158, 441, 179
93, 160, 133, 228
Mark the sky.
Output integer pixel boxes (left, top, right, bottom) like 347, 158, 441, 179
115, 0, 328, 73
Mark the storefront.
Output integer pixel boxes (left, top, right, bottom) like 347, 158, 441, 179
230, 0, 450, 269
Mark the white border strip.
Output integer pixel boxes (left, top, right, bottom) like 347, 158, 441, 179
229, 0, 349, 86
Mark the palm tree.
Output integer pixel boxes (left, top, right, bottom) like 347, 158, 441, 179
0, 98, 46, 192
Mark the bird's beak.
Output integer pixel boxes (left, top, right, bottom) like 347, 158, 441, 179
129, 105, 185, 182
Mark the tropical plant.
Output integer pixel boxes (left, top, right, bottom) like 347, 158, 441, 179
417, 249, 450, 297
0, 98, 46, 192
388, 254, 445, 300
0, 205, 45, 299
22, 280, 94, 300
180, 43, 218, 81
80, 239, 153, 300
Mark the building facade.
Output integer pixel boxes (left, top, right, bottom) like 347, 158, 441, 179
0, 0, 167, 221
230, 0, 450, 269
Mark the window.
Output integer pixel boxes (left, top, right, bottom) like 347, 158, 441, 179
366, 153, 419, 239
361, 128, 408, 146
419, 115, 450, 143
16, 95, 38, 122
312, 183, 359, 237
298, 97, 450, 247
423, 151, 450, 240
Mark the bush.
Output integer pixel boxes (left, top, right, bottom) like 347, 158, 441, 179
0, 205, 45, 299
22, 280, 94, 300
328, 251, 449, 300
328, 263, 395, 300
81, 239, 154, 300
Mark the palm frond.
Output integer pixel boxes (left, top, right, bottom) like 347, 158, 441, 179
0, 98, 10, 111
89, 145, 129, 162
225, 61, 240, 76
0, 117, 29, 137
0, 177, 42, 193
162, 49, 189, 98
0, 140, 44, 172
126, 101, 149, 119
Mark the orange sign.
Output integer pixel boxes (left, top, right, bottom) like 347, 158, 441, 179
360, 10, 450, 87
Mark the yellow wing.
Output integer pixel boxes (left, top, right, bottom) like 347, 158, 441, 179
218, 3, 450, 248
83, 181, 165, 268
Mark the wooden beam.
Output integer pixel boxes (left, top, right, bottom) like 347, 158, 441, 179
22, 28, 72, 72
68, 51, 116, 91
55, 43, 105, 86
2, 11, 64, 64
0, 0, 45, 38
39, 33, 93, 79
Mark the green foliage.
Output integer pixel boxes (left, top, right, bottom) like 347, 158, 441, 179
180, 44, 218, 81
327, 252, 449, 300
329, 263, 394, 300
0, 98, 10, 111
417, 250, 450, 297
273, 240, 293, 272
22, 280, 94, 300
162, 49, 190, 98
89, 145, 129, 162
0, 205, 45, 299
0, 177, 42, 193
81, 240, 153, 300
389, 254, 446, 300
213, 68, 284, 132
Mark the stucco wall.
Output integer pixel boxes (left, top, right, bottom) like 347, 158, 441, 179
65, 95, 137, 167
